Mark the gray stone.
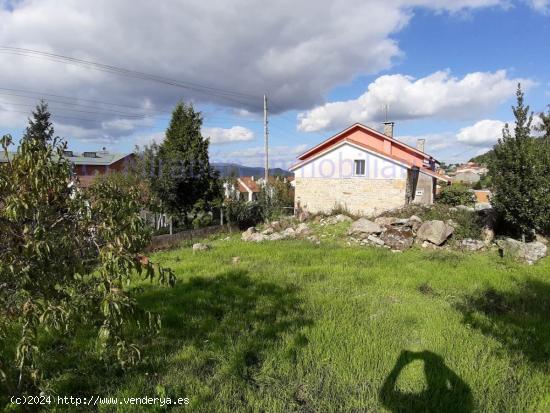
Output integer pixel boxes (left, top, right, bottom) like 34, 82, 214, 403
481, 227, 495, 244
262, 227, 274, 235
535, 234, 549, 245
349, 218, 383, 235
268, 232, 284, 241
270, 221, 281, 231
379, 226, 414, 251
497, 238, 548, 264
416, 220, 454, 246
295, 223, 311, 235
461, 238, 485, 251
408, 215, 423, 232
242, 227, 268, 242
374, 217, 409, 227
280, 227, 296, 239
192, 243, 210, 251
367, 234, 385, 246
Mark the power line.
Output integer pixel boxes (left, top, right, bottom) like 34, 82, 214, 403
0, 47, 262, 103
0, 86, 167, 114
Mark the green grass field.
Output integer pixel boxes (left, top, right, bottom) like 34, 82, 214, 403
11, 231, 550, 412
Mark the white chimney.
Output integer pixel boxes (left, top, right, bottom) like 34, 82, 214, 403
416, 138, 426, 153
383, 122, 394, 138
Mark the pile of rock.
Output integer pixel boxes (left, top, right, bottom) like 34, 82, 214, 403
347, 215, 455, 251
241, 222, 319, 244
239, 212, 548, 264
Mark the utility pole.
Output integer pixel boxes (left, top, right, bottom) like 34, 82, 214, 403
264, 93, 269, 185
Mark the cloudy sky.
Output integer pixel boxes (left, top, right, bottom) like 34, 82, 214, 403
0, 0, 549, 168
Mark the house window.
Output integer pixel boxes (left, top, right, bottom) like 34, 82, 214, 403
354, 160, 366, 176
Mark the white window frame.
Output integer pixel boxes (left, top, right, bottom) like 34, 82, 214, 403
354, 159, 366, 176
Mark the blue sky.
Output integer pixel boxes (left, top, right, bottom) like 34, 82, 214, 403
0, 0, 549, 168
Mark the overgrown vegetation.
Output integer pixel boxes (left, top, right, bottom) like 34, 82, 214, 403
224, 198, 264, 229
436, 184, 474, 206
0, 103, 174, 398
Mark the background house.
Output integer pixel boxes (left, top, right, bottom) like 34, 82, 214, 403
0, 148, 134, 188
223, 176, 261, 202
289, 123, 450, 216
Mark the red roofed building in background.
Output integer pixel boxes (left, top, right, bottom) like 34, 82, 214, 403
289, 123, 450, 216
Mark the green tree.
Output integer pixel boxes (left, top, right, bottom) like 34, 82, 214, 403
140, 102, 221, 224
489, 84, 550, 239
0, 104, 174, 398
21, 100, 55, 146
535, 105, 550, 140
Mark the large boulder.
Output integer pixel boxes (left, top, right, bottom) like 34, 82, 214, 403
497, 238, 547, 265
416, 220, 454, 246
348, 218, 383, 236
461, 239, 485, 251
379, 226, 414, 251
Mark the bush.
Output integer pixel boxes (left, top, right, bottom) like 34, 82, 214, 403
437, 185, 474, 206
225, 199, 264, 229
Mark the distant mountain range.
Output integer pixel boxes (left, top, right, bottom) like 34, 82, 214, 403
212, 163, 292, 178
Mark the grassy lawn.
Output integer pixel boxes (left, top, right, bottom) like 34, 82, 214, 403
8, 231, 550, 412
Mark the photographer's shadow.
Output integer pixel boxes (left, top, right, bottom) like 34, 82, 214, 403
380, 350, 473, 413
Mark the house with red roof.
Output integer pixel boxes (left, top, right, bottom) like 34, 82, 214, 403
289, 122, 450, 216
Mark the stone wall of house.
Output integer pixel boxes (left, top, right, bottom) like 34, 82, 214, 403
294, 177, 408, 216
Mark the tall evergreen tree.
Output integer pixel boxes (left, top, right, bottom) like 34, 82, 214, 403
489, 84, 550, 239
21, 100, 55, 145
145, 101, 221, 220
535, 105, 550, 140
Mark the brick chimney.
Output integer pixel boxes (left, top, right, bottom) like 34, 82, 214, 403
416, 138, 426, 153
383, 122, 394, 138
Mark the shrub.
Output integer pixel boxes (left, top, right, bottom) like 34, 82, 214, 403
437, 184, 474, 206
225, 199, 264, 229
0, 104, 174, 398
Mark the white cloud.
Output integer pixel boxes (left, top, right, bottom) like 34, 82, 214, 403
298, 70, 533, 132
203, 126, 255, 145
527, 0, 550, 13
0, 0, 511, 144
456, 119, 507, 146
